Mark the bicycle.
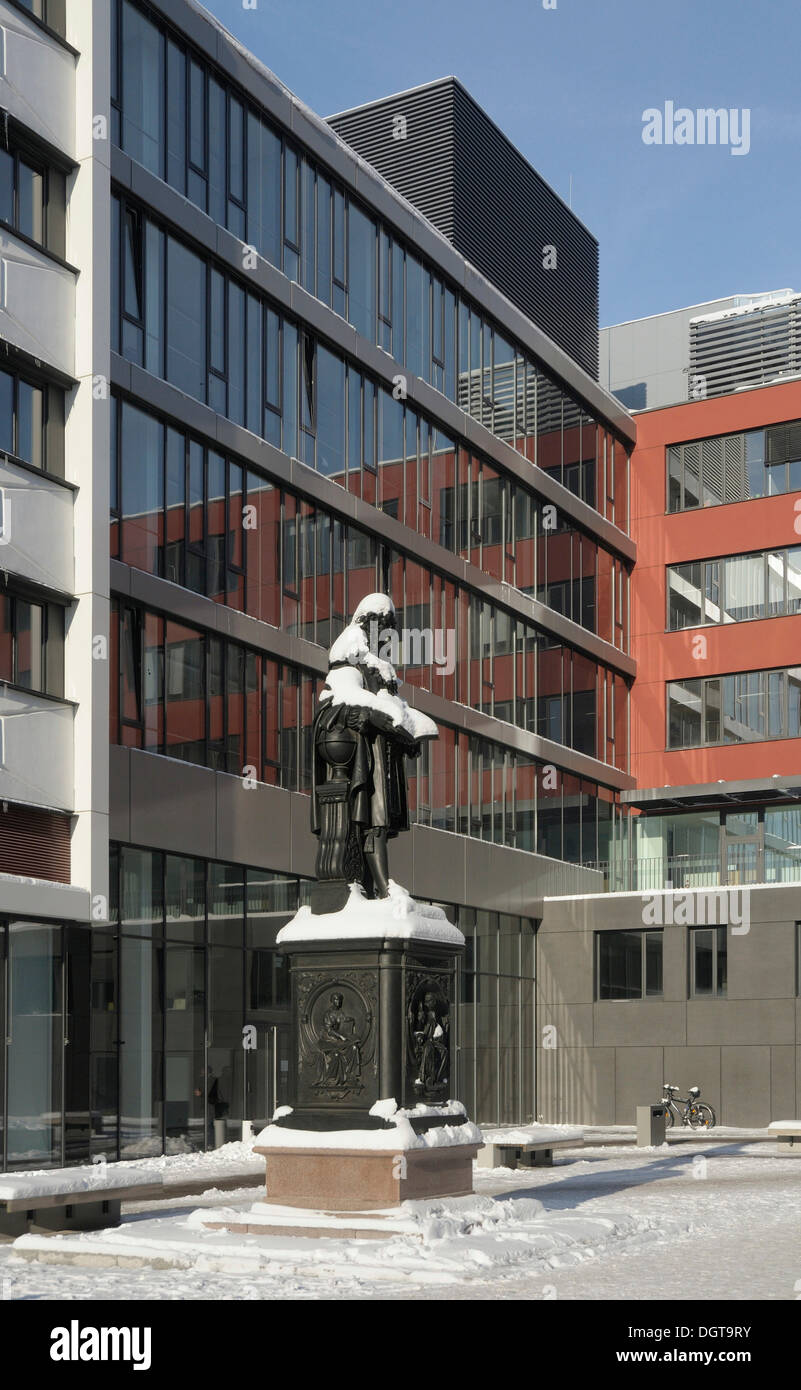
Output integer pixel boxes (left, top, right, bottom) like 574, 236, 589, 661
661, 1082, 716, 1129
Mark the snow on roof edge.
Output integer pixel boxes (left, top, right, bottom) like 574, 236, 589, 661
690, 290, 801, 325
602, 290, 796, 334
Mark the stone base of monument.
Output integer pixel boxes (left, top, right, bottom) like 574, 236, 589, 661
253, 1140, 480, 1210
202, 1188, 480, 1241
253, 883, 480, 1211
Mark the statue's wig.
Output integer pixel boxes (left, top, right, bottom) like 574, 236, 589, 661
352, 592, 397, 628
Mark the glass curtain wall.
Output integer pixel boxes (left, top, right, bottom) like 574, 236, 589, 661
103, 854, 538, 1158
110, 0, 631, 534
109, 845, 294, 1159
0, 891, 537, 1167
455, 911, 536, 1126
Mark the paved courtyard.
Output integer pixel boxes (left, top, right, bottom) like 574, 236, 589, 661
1, 1138, 799, 1301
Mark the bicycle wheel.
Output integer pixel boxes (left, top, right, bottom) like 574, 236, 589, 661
663, 1104, 675, 1128
689, 1104, 715, 1129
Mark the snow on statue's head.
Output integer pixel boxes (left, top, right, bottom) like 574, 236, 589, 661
352, 592, 397, 632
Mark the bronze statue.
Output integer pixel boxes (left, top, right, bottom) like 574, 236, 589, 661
310, 594, 437, 912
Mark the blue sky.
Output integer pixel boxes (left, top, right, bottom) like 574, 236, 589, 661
203, 0, 800, 326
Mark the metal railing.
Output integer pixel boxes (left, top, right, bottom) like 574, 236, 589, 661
580, 850, 801, 894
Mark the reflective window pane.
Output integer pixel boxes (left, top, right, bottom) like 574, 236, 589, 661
121, 0, 164, 175
722, 554, 764, 622
166, 238, 206, 400
347, 202, 376, 341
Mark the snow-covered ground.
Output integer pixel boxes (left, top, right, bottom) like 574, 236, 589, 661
2, 1136, 800, 1301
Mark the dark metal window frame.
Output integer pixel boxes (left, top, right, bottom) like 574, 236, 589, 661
595, 928, 664, 1001
5, 0, 68, 45
667, 665, 801, 749
113, 397, 242, 593
689, 923, 727, 999
0, 578, 65, 698
0, 360, 63, 477
666, 421, 801, 515
0, 130, 66, 258
112, 596, 322, 784
667, 545, 801, 630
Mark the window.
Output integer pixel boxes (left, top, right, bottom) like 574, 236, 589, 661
0, 139, 65, 256
121, 204, 144, 362
668, 678, 701, 749
0, 588, 64, 696
690, 926, 727, 997
15, 0, 66, 36
597, 930, 663, 1000
668, 667, 801, 747
668, 421, 801, 513
120, 0, 164, 176
316, 347, 345, 478
206, 77, 226, 226
0, 366, 62, 474
668, 546, 801, 629
111, 600, 316, 784
283, 145, 299, 282
347, 202, 376, 341
119, 400, 164, 577
722, 554, 764, 622
166, 237, 206, 400
667, 562, 705, 629
405, 252, 426, 380
378, 229, 392, 351
187, 58, 207, 205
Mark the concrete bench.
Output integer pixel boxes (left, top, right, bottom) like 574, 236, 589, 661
0, 1166, 162, 1237
0, 1161, 265, 1236
476, 1137, 581, 1170
768, 1122, 801, 1147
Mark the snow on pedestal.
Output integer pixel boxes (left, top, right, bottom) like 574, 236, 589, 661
254, 1099, 481, 1151
277, 880, 464, 947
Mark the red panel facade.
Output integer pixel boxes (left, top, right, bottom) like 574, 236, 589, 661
630, 379, 801, 789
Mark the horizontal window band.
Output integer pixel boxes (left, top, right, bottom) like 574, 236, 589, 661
109, 366, 635, 680
110, 572, 635, 791
109, 166, 634, 565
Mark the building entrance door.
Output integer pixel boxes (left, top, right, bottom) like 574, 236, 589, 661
2, 921, 63, 1170
244, 1021, 289, 1132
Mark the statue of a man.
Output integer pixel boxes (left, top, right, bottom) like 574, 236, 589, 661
310, 594, 437, 909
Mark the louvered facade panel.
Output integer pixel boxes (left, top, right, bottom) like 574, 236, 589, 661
329, 78, 599, 379
690, 298, 801, 398
0, 803, 71, 883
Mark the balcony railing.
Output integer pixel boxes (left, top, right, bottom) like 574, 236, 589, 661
570, 848, 801, 895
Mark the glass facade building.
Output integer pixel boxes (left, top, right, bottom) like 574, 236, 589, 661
0, 0, 637, 1167
0, 854, 536, 1168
